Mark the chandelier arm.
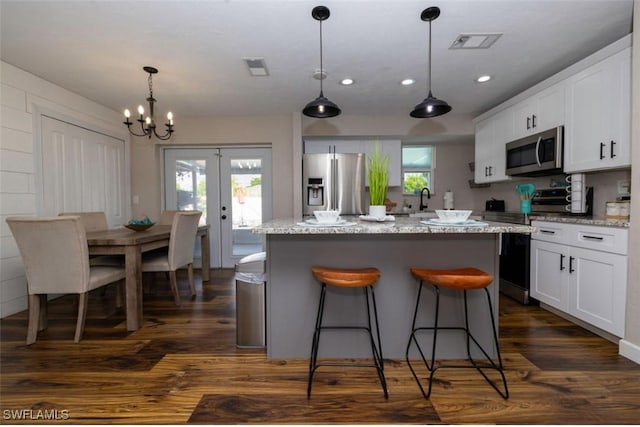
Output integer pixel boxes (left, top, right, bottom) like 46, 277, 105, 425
152, 126, 173, 141
124, 119, 151, 138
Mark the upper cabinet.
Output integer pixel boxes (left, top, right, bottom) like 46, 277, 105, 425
304, 139, 402, 187
474, 36, 631, 178
474, 109, 513, 184
511, 82, 565, 139
564, 48, 631, 173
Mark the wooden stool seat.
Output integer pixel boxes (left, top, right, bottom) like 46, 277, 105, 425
311, 266, 381, 288
410, 267, 493, 290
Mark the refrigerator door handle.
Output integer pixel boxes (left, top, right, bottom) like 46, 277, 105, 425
332, 157, 338, 211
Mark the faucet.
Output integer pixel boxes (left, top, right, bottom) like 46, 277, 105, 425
419, 187, 431, 211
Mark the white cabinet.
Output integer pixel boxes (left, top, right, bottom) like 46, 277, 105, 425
530, 221, 628, 337
564, 48, 631, 172
304, 139, 402, 187
474, 110, 512, 183
304, 139, 363, 154
530, 239, 568, 308
511, 82, 565, 139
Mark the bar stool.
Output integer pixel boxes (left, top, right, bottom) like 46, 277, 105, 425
307, 266, 388, 399
405, 267, 509, 399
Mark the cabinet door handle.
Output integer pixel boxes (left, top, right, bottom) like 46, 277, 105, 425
600, 142, 606, 160
569, 256, 575, 273
560, 253, 565, 271
583, 235, 604, 241
532, 114, 537, 129
540, 229, 556, 235
485, 166, 489, 177
488, 166, 493, 176
526, 116, 531, 130
610, 140, 616, 158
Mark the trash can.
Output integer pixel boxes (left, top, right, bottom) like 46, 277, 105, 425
235, 252, 267, 348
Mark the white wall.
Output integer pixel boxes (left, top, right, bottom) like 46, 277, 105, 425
619, 0, 640, 363
0, 61, 125, 317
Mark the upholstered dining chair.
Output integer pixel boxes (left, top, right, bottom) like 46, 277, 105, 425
141, 211, 202, 305
158, 210, 181, 225
6, 216, 126, 344
59, 211, 123, 267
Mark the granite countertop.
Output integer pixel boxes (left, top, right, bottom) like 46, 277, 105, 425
253, 216, 534, 235
530, 215, 630, 228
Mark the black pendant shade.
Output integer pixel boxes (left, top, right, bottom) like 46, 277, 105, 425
410, 91, 452, 118
411, 6, 451, 119
303, 92, 341, 118
303, 6, 341, 118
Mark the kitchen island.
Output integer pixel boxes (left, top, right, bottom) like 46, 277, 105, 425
253, 216, 533, 360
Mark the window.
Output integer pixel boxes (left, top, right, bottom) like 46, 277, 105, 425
402, 145, 435, 194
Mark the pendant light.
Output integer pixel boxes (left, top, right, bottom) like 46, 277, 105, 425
303, 5, 341, 118
410, 6, 452, 118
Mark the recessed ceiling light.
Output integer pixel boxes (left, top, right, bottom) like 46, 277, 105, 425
476, 75, 491, 83
340, 78, 354, 85
401, 78, 415, 86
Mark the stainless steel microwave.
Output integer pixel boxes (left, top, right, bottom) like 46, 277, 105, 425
505, 126, 563, 176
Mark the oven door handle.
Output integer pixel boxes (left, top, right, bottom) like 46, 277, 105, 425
535, 136, 542, 167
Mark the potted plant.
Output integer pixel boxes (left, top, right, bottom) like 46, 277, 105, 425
367, 142, 389, 219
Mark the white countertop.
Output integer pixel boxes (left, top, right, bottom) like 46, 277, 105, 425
253, 216, 534, 235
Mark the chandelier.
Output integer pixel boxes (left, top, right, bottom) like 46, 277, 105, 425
123, 66, 174, 140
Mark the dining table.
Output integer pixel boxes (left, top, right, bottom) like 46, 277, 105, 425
86, 224, 210, 331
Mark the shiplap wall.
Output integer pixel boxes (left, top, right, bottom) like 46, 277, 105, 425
0, 61, 126, 318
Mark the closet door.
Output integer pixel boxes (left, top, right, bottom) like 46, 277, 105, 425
40, 115, 127, 226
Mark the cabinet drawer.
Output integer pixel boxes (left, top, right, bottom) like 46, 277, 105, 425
570, 225, 628, 255
532, 221, 628, 255
531, 221, 570, 244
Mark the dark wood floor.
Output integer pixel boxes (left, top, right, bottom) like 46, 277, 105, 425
1, 269, 639, 424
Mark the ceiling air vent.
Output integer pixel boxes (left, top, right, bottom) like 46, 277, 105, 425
243, 57, 269, 76
449, 33, 502, 49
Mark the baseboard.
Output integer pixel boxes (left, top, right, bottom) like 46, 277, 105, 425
619, 339, 640, 365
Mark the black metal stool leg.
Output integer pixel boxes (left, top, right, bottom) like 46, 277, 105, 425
365, 286, 388, 399
308, 282, 388, 399
307, 283, 327, 398
406, 281, 509, 399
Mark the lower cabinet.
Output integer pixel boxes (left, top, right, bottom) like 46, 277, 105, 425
530, 221, 628, 337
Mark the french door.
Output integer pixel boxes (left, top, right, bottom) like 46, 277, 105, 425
164, 147, 272, 268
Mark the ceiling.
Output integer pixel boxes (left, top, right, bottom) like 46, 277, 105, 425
0, 0, 634, 120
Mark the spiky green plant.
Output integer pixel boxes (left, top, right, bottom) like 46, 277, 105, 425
367, 142, 389, 206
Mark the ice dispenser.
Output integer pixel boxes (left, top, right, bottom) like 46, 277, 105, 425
307, 177, 324, 206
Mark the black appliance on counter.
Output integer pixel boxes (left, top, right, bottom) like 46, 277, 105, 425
484, 187, 593, 305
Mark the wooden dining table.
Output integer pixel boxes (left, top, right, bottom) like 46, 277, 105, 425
86, 224, 210, 331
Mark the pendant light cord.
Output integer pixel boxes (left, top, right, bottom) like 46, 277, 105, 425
427, 18, 432, 96
319, 18, 324, 96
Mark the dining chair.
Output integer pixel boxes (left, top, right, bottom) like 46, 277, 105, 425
59, 211, 124, 267
142, 211, 202, 305
6, 216, 126, 344
158, 210, 181, 225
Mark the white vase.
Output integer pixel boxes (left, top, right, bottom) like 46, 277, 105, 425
368, 205, 387, 219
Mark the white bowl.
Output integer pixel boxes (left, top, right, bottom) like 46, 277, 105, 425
313, 210, 340, 223
435, 209, 472, 223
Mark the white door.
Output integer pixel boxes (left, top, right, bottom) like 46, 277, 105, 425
40, 115, 127, 226
530, 239, 568, 310
164, 147, 272, 268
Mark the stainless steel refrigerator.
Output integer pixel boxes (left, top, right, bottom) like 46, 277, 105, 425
303, 153, 366, 215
